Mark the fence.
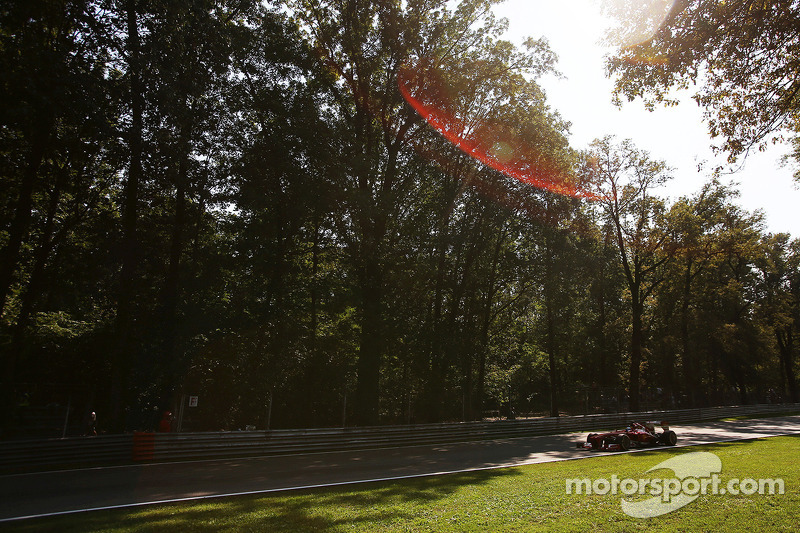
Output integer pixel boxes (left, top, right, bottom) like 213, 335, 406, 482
1, 402, 798, 474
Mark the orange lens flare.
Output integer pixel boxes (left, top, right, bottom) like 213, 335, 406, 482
621, 51, 669, 66
398, 62, 599, 201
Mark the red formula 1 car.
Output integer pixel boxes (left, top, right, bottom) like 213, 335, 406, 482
576, 421, 678, 451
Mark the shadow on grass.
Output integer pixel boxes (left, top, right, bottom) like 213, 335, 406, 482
4, 467, 523, 533
228, 467, 523, 532
6, 431, 797, 531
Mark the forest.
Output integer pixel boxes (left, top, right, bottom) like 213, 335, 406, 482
1, 0, 798, 436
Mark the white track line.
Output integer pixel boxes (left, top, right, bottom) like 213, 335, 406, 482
1, 429, 797, 524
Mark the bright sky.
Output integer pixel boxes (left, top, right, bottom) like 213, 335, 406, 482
491, 0, 800, 237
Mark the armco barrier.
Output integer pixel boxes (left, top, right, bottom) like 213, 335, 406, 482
0, 433, 132, 473
1, 403, 798, 473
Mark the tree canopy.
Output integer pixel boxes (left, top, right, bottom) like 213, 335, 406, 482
0, 0, 797, 437
605, 0, 800, 176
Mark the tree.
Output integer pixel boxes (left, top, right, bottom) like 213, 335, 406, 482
288, 0, 562, 425
108, 0, 145, 430
0, 0, 121, 428
756, 233, 800, 403
662, 179, 739, 406
582, 136, 672, 412
0, 0, 116, 322
678, 195, 767, 405
605, 0, 800, 175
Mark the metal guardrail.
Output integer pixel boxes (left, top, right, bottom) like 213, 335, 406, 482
0, 434, 132, 473
1, 403, 798, 474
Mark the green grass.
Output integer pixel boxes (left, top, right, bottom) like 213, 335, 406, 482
6, 436, 799, 532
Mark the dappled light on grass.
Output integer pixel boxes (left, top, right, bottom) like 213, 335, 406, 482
398, 60, 600, 201
8, 436, 798, 532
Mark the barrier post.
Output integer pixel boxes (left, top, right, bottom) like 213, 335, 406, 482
132, 432, 155, 462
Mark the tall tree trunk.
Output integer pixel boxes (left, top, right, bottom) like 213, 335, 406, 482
424, 178, 460, 422
546, 301, 559, 417
475, 223, 505, 420
0, 133, 49, 321
355, 252, 382, 426
425, 218, 451, 422
304, 213, 323, 425
776, 327, 797, 403
461, 315, 473, 422
310, 213, 321, 344
680, 259, 696, 407
10, 168, 67, 347
435, 217, 480, 422
158, 118, 192, 404
0, 126, 50, 432
352, 138, 392, 426
544, 230, 560, 417
629, 295, 643, 412
3, 163, 62, 417
110, 0, 144, 430
596, 290, 608, 388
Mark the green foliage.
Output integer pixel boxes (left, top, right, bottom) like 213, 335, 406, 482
605, 0, 800, 174
1, 0, 797, 435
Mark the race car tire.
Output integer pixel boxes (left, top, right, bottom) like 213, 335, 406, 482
663, 430, 677, 446
618, 434, 631, 451
587, 433, 600, 449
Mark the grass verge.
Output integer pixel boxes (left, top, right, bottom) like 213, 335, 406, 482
5, 436, 798, 532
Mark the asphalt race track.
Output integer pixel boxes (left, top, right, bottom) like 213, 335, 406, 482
1, 415, 798, 522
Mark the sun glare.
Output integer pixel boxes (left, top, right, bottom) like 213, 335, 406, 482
398, 61, 599, 201
604, 0, 677, 48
